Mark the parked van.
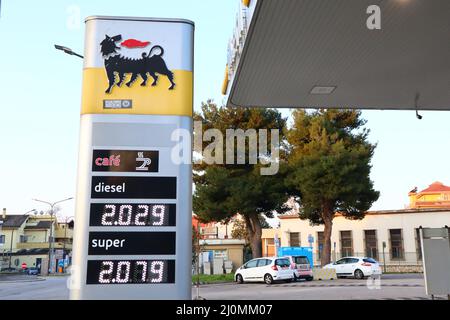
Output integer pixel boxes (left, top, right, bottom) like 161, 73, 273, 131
285, 255, 314, 281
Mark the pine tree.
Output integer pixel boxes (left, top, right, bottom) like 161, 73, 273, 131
193, 100, 289, 258
286, 109, 379, 266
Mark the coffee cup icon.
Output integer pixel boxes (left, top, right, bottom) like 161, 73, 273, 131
136, 152, 151, 171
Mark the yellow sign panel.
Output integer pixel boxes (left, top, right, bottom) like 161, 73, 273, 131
81, 17, 194, 117
81, 68, 193, 116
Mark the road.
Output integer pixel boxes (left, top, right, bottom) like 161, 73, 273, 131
194, 274, 436, 300
0, 276, 69, 300
0, 273, 446, 300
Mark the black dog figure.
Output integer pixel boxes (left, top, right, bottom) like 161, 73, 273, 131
100, 34, 175, 94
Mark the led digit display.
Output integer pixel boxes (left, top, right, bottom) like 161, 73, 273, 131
89, 203, 176, 227
86, 260, 175, 285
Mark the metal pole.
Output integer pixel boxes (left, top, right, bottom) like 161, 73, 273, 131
196, 223, 201, 299
48, 204, 54, 274
382, 245, 386, 273
333, 242, 336, 262
63, 218, 67, 273
8, 229, 14, 269
62, 216, 73, 273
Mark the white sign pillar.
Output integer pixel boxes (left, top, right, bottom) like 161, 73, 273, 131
70, 16, 194, 300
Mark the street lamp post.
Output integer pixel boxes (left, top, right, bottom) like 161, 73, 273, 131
54, 45, 84, 59
32, 198, 73, 274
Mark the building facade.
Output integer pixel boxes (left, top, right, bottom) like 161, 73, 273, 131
192, 215, 245, 272
262, 228, 277, 257
262, 208, 450, 272
408, 181, 450, 209
0, 209, 73, 272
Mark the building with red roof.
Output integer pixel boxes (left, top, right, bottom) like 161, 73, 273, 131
408, 181, 450, 209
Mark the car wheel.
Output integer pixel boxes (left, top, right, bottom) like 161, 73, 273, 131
293, 273, 298, 281
236, 274, 244, 284
285, 278, 293, 283
354, 269, 364, 280
306, 276, 314, 281
264, 274, 274, 285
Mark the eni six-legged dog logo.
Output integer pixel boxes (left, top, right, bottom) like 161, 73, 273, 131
100, 34, 175, 94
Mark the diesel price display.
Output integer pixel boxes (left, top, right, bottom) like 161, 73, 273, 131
89, 203, 176, 227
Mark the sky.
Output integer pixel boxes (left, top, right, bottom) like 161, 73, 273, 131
0, 0, 449, 220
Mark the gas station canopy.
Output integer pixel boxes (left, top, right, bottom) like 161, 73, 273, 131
225, 0, 450, 110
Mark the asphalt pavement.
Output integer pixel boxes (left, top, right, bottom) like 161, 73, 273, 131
194, 274, 433, 300
0, 273, 446, 300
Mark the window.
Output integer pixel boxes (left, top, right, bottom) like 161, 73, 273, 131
364, 230, 378, 260
340, 231, 353, 257
275, 258, 290, 267
0, 235, 5, 244
213, 250, 228, 260
335, 258, 347, 265
245, 259, 258, 268
389, 229, 404, 260
348, 258, 359, 264
289, 232, 301, 247
363, 258, 377, 264
293, 256, 309, 265
257, 259, 270, 267
415, 228, 422, 260
317, 231, 324, 259
19, 235, 28, 243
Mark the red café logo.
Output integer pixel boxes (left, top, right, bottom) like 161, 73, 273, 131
95, 155, 121, 167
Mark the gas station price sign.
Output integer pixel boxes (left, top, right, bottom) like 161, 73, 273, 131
71, 16, 193, 300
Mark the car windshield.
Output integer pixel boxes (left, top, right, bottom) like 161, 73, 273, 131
293, 256, 309, 264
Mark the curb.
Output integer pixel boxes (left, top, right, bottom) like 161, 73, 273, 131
192, 281, 235, 286
0, 277, 46, 284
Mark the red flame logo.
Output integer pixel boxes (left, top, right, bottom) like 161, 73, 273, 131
121, 39, 151, 49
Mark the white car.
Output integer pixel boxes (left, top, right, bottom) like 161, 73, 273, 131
235, 257, 294, 285
323, 257, 382, 279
